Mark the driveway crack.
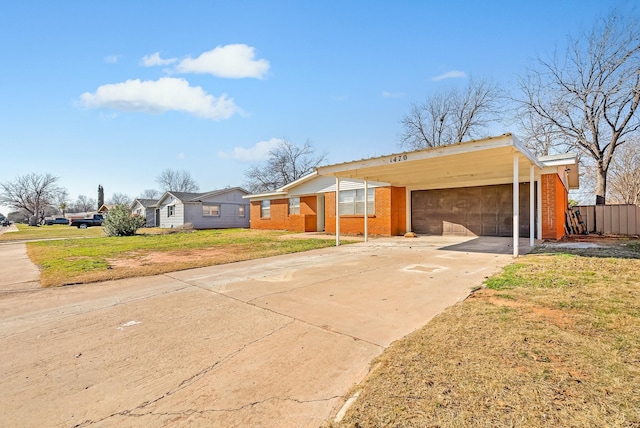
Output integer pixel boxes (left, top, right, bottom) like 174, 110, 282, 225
73, 319, 295, 427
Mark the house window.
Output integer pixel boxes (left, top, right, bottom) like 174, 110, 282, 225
289, 197, 300, 215
239, 206, 245, 217
339, 188, 375, 215
202, 205, 220, 217
261, 200, 270, 219
167, 205, 175, 217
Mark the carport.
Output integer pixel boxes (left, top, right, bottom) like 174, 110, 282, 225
316, 134, 578, 257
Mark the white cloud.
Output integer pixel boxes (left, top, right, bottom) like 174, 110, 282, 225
176, 44, 270, 79
105, 55, 121, 64
218, 138, 283, 162
141, 52, 177, 67
432, 70, 467, 81
79, 77, 242, 120
177, 152, 185, 159
382, 90, 405, 98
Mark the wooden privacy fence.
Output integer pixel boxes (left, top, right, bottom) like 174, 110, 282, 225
574, 205, 640, 236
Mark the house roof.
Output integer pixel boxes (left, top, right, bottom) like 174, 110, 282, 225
97, 204, 115, 212
315, 133, 579, 190
131, 198, 159, 209
157, 187, 249, 205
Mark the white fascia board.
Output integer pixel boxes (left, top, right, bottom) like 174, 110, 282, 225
316, 133, 517, 176
512, 135, 544, 168
538, 152, 578, 167
242, 191, 287, 200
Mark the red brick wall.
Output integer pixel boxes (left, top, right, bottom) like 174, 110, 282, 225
250, 187, 406, 236
390, 186, 406, 235
541, 173, 568, 239
250, 196, 318, 232
324, 186, 405, 236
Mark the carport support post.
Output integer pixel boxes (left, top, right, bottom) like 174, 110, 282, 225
530, 165, 535, 248
513, 154, 519, 258
336, 177, 341, 246
363, 179, 368, 242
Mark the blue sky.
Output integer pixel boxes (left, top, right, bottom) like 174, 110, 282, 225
0, 0, 634, 214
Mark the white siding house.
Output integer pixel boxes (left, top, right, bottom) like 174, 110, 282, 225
156, 188, 250, 229
130, 198, 159, 227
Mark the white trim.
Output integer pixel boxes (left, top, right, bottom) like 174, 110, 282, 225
513, 154, 519, 258
530, 165, 535, 247
317, 134, 542, 176
336, 177, 341, 246
405, 187, 412, 233
279, 171, 318, 191
537, 179, 543, 239
364, 179, 369, 242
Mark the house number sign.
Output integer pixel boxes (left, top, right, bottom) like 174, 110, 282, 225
388, 154, 408, 163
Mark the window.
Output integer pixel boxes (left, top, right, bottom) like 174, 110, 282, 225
261, 200, 270, 218
338, 188, 375, 215
288, 197, 300, 215
167, 205, 175, 217
202, 205, 220, 217
238, 205, 245, 217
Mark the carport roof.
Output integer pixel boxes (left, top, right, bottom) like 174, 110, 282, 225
315, 133, 579, 190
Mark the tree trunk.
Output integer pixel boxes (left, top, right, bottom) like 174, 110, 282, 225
595, 166, 607, 205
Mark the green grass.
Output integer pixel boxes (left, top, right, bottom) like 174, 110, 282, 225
0, 223, 104, 241
26, 228, 347, 286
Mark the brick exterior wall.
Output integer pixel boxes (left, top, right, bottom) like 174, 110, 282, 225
541, 173, 568, 240
250, 186, 406, 236
249, 195, 318, 232
324, 186, 406, 236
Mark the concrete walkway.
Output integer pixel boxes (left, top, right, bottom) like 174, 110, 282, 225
0, 235, 531, 427
0, 224, 40, 292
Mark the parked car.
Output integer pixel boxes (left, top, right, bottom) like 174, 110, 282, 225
1, 219, 10, 227
44, 217, 69, 225
69, 214, 104, 229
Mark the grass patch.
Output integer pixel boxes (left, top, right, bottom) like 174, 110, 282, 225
327, 246, 640, 427
27, 228, 345, 287
0, 223, 104, 241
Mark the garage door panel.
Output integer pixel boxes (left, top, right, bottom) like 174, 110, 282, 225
412, 184, 532, 237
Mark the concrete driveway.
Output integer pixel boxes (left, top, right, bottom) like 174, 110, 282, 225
0, 236, 530, 427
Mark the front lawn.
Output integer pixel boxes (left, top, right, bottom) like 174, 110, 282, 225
328, 240, 640, 427
0, 224, 104, 241
27, 228, 343, 287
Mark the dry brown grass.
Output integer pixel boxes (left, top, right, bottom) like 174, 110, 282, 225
328, 243, 640, 427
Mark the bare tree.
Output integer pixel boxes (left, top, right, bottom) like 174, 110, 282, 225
139, 189, 161, 199
517, 13, 640, 204
156, 169, 200, 192
244, 139, 327, 193
399, 79, 503, 150
608, 141, 640, 205
74, 195, 97, 213
0, 173, 63, 224
109, 192, 132, 206
54, 189, 70, 216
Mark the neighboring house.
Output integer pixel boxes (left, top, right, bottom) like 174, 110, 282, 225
130, 198, 159, 227
97, 204, 115, 214
156, 188, 250, 229
244, 134, 580, 247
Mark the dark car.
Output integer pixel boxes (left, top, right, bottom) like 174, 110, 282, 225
69, 214, 104, 229
44, 217, 69, 225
